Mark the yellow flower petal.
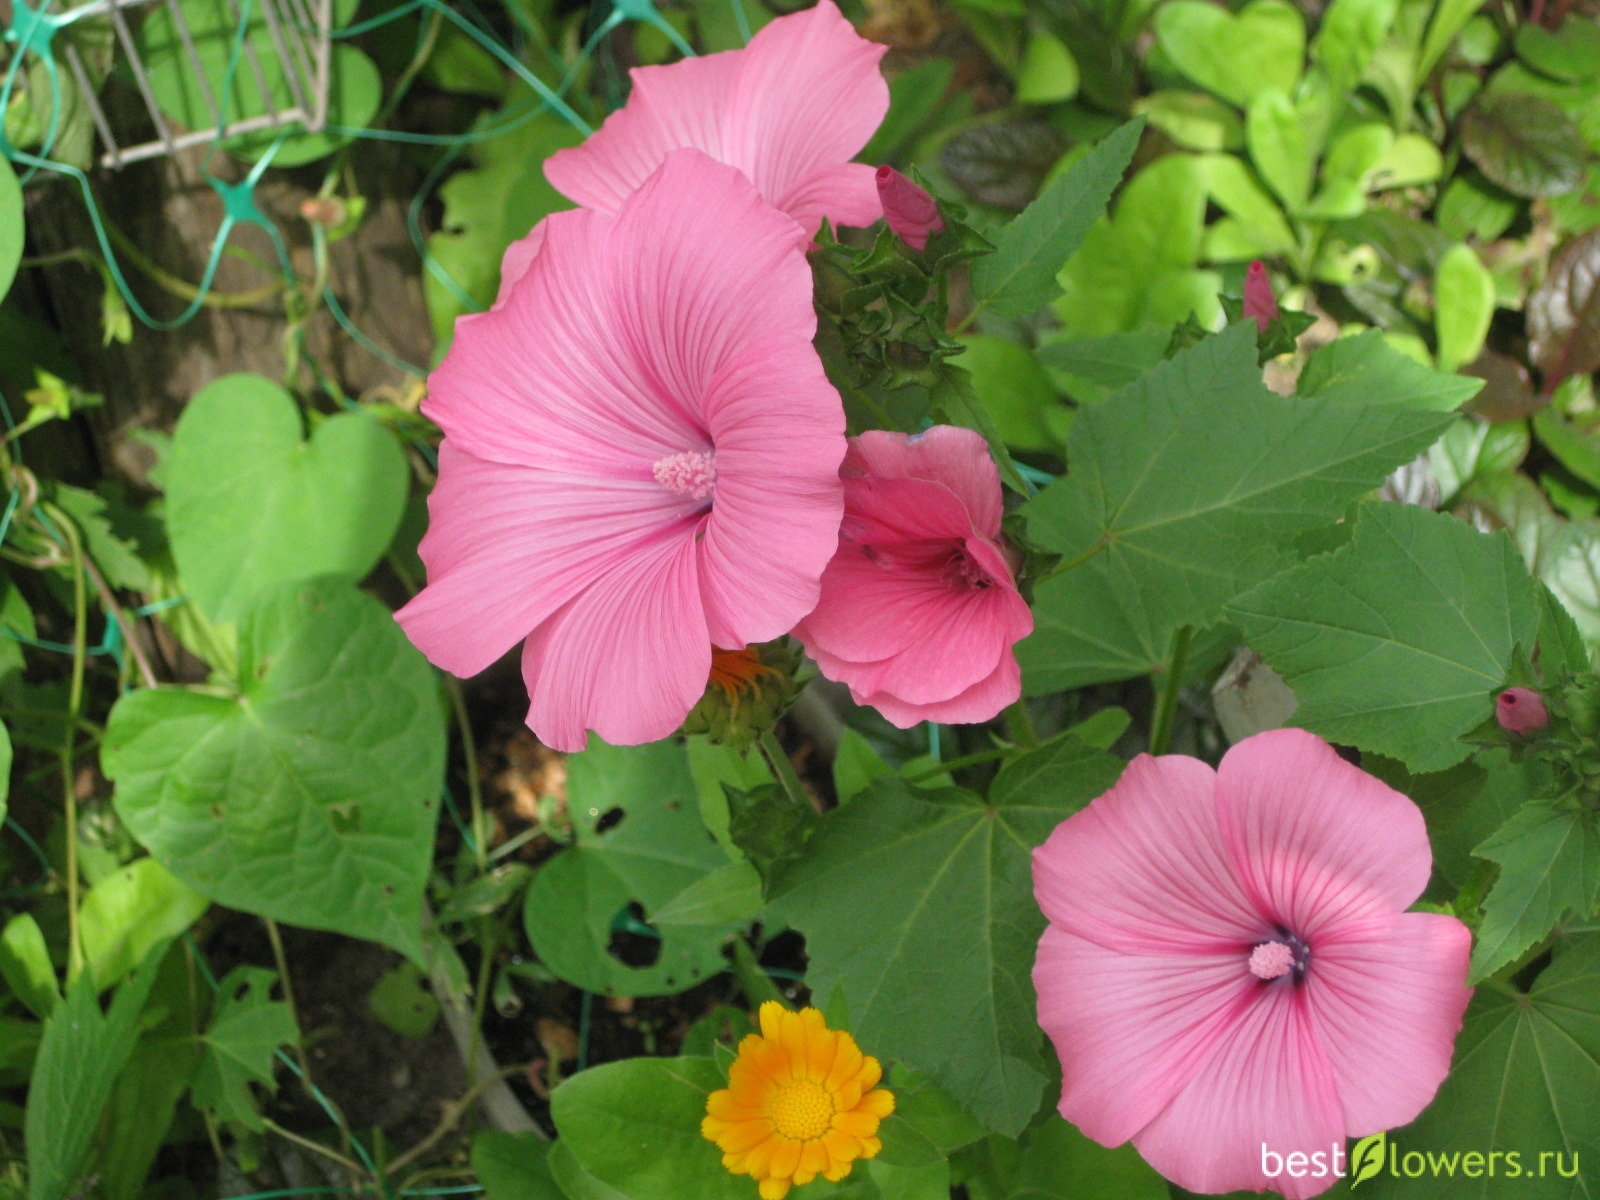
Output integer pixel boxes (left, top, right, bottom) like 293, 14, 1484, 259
768, 1137, 803, 1182
758, 1000, 786, 1041
825, 1037, 864, 1092
822, 1128, 861, 1165
859, 1135, 883, 1159
717, 1119, 777, 1155
855, 1054, 883, 1091
758, 1179, 791, 1200
800, 1140, 830, 1177
860, 1087, 896, 1118
831, 1110, 881, 1138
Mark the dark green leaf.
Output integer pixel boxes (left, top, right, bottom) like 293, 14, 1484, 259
190, 965, 297, 1129
767, 746, 1122, 1135
1229, 504, 1540, 771
969, 119, 1144, 318
1297, 330, 1482, 411
1471, 804, 1600, 981
941, 120, 1065, 212
1035, 326, 1170, 389
1460, 92, 1589, 199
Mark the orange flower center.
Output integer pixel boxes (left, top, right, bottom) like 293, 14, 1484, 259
709, 645, 776, 700
767, 1079, 834, 1141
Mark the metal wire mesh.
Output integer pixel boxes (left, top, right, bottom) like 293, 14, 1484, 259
41, 0, 332, 168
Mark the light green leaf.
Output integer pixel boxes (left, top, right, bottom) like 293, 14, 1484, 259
1134, 90, 1245, 152
103, 579, 445, 959
767, 739, 1123, 1135
190, 965, 298, 1129
1228, 504, 1539, 771
1312, 0, 1398, 96
1016, 28, 1078, 103
1470, 804, 1600, 982
26, 946, 163, 1200
1435, 244, 1497, 372
1199, 154, 1297, 254
970, 119, 1144, 319
472, 1132, 563, 1200
0, 156, 22, 301
78, 857, 209, 990
1419, 0, 1491, 81
954, 335, 1063, 450
1437, 174, 1520, 242
1154, 0, 1305, 107
1297, 330, 1483, 410
368, 960, 441, 1039
1247, 90, 1313, 210
1020, 324, 1452, 692
522, 740, 737, 997
0, 913, 57, 1019
686, 737, 770, 860
165, 374, 408, 622
1358, 936, 1600, 1199
650, 861, 763, 927
1113, 152, 1209, 272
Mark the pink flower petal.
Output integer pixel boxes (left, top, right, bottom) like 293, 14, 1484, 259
395, 441, 686, 677
857, 649, 1022, 727
1036, 925, 1260, 1149
1032, 754, 1265, 954
544, 1, 888, 236
848, 427, 1004, 536
838, 476, 975, 545
1215, 729, 1434, 938
1305, 911, 1472, 1135
696, 336, 846, 648
1131, 985, 1347, 1199
491, 218, 549, 310
519, 535, 711, 752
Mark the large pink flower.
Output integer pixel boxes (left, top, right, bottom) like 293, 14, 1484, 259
793, 427, 1032, 727
1032, 729, 1472, 1198
396, 150, 846, 752
544, 0, 889, 238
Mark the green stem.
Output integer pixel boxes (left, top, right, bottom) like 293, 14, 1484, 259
759, 730, 813, 811
55, 508, 87, 980
1148, 626, 1192, 757
904, 746, 1011, 784
445, 678, 489, 875
731, 937, 788, 1010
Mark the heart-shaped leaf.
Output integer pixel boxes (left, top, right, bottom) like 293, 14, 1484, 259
166, 374, 408, 623
1460, 92, 1588, 199
1154, 0, 1305, 108
102, 579, 445, 959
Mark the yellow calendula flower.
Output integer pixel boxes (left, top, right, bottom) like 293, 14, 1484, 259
701, 1001, 895, 1200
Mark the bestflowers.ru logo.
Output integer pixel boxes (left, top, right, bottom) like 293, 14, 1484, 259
1260, 1132, 1581, 1186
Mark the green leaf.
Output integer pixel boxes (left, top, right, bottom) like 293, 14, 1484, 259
368, 960, 441, 1039
1515, 19, 1600, 83
165, 374, 408, 622
103, 579, 445, 959
1199, 153, 1297, 255
1035, 327, 1170, 390
0, 156, 23, 301
0, 912, 56, 1019
1020, 324, 1452, 692
1418, 0, 1492, 80
1005, 1116, 1168, 1200
522, 740, 737, 997
1228, 504, 1540, 771
1297, 330, 1482, 410
1154, 0, 1304, 107
1436, 173, 1520, 243
1435, 244, 1497, 373
649, 861, 763, 927
954, 335, 1063, 450
1134, 90, 1245, 152
969, 119, 1144, 318
1356, 936, 1600, 1199
190, 965, 298, 1130
1460, 92, 1588, 199
78, 857, 209, 990
26, 946, 163, 1200
1016, 28, 1078, 103
767, 740, 1123, 1135
1470, 804, 1600, 982
472, 1132, 563, 1200
867, 1158, 948, 1200
1247, 90, 1313, 211
1528, 228, 1600, 391
551, 1057, 758, 1200
1312, 0, 1398, 97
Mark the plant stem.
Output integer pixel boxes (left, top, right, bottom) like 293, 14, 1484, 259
1042, 535, 1110, 580
57, 511, 88, 980
904, 746, 1011, 784
445, 678, 489, 875
759, 730, 812, 811
1148, 625, 1192, 757
261, 1117, 370, 1179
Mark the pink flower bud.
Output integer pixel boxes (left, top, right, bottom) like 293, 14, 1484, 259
875, 165, 944, 252
1496, 687, 1548, 734
1243, 260, 1279, 333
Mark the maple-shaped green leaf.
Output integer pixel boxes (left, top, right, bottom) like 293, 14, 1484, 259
190, 965, 298, 1130
102, 579, 445, 959
521, 739, 742, 997
1021, 324, 1452, 692
766, 737, 1122, 1135
1470, 804, 1600, 982
1357, 936, 1600, 1199
1229, 503, 1539, 771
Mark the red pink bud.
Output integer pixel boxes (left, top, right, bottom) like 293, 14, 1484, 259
1243, 260, 1279, 333
1496, 687, 1548, 734
875, 166, 943, 252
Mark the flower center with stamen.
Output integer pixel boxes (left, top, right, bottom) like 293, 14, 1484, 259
947, 546, 994, 590
654, 450, 716, 500
1248, 931, 1311, 981
709, 645, 775, 701
767, 1079, 835, 1141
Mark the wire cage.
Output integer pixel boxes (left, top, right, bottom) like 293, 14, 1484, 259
20, 0, 333, 169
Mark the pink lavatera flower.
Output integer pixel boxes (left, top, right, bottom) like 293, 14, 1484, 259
876, 166, 943, 251
1496, 686, 1548, 733
793, 427, 1032, 727
396, 150, 846, 752
544, 0, 889, 238
1032, 729, 1472, 1199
